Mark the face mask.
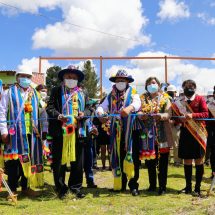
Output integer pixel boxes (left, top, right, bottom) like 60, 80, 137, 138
19, 77, 31, 88
64, 79, 78, 89
115, 82, 127, 91
184, 88, 195, 97
40, 91, 47, 99
147, 84, 159, 94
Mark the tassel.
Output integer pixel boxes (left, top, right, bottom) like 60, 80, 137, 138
21, 161, 31, 178
123, 152, 134, 180
30, 165, 44, 188
30, 172, 44, 188
62, 127, 76, 165
113, 168, 122, 191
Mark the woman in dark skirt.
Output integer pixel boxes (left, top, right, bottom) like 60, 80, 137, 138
172, 80, 208, 196
93, 116, 111, 170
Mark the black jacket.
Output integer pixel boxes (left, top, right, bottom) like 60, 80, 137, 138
46, 86, 63, 137
46, 86, 86, 137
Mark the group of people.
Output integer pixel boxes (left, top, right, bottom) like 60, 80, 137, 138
0, 65, 214, 201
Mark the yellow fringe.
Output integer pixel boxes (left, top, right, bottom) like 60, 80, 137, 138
30, 172, 44, 188
114, 176, 122, 191
0, 154, 4, 169
21, 161, 31, 178
123, 159, 134, 180
62, 132, 76, 165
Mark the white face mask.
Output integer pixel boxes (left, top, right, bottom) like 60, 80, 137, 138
115, 82, 127, 91
40, 91, 47, 99
64, 79, 78, 89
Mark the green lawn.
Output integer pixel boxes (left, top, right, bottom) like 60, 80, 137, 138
0, 163, 215, 215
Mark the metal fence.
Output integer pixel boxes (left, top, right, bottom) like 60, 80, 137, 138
38, 56, 215, 97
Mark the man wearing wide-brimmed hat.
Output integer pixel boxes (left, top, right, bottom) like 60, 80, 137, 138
46, 65, 86, 199
96, 69, 141, 196
0, 70, 44, 199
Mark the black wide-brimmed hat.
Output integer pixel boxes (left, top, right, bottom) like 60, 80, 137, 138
109, 69, 134, 83
58, 65, 85, 82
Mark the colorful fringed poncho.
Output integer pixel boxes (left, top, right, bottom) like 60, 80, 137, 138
4, 84, 43, 188
139, 92, 171, 160
108, 85, 137, 190
61, 86, 85, 165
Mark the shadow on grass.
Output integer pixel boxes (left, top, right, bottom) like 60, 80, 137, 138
84, 186, 182, 198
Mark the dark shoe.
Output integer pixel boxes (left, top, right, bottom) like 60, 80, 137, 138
178, 187, 192, 194
58, 187, 69, 199
158, 187, 166, 195
58, 192, 67, 199
71, 189, 85, 199
131, 189, 139, 196
193, 185, 201, 196
76, 191, 85, 199
147, 186, 156, 192
87, 183, 98, 188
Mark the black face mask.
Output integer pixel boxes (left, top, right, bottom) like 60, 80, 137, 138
168, 92, 175, 98
184, 88, 195, 97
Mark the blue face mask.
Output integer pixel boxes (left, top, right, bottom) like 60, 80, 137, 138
19, 78, 31, 88
147, 84, 159, 94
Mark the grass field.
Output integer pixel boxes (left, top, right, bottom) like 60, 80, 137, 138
0, 163, 215, 215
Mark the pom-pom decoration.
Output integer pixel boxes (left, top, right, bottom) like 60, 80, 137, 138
8, 126, 16, 136
24, 102, 33, 113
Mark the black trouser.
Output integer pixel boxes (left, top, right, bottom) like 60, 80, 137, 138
4, 134, 32, 192
5, 159, 28, 192
145, 148, 169, 190
120, 130, 140, 190
52, 134, 83, 195
208, 127, 215, 172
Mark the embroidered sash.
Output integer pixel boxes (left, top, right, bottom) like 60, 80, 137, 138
172, 100, 207, 152
61, 86, 85, 164
108, 86, 136, 188
208, 101, 215, 118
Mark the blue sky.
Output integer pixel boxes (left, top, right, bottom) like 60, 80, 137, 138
0, 0, 215, 94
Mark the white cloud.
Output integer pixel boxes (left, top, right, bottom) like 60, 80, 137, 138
105, 51, 215, 95
17, 57, 54, 74
0, 0, 151, 56
197, 12, 215, 26
30, 0, 150, 56
157, 0, 190, 22
0, 0, 61, 14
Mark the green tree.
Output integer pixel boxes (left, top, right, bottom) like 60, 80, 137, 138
81, 60, 99, 98
46, 66, 62, 94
